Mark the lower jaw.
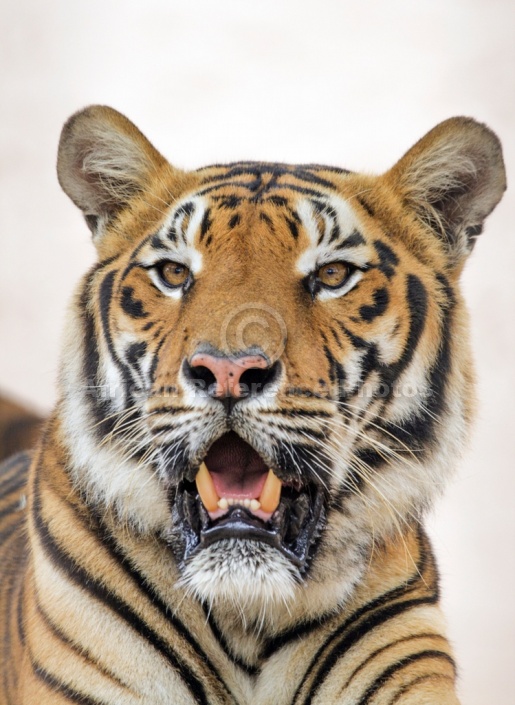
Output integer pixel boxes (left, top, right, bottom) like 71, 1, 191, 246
171, 483, 326, 573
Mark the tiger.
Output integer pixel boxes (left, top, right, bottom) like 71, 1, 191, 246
0, 105, 505, 705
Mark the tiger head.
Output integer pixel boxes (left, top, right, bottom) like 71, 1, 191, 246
56, 107, 505, 618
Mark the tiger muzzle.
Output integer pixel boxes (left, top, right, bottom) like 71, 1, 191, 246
169, 431, 327, 572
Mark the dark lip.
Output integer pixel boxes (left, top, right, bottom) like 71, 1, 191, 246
172, 480, 326, 573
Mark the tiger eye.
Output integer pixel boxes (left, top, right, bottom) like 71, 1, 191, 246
317, 262, 349, 288
160, 262, 190, 288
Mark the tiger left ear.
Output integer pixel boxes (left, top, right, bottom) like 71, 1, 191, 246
57, 105, 173, 240
385, 117, 506, 266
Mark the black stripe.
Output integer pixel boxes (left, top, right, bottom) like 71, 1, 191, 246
327, 221, 341, 245
32, 484, 212, 705
201, 604, 260, 676
373, 240, 399, 279
78, 270, 116, 439
355, 196, 375, 218
98, 270, 134, 402
120, 286, 149, 319
262, 608, 338, 660
1, 540, 28, 696
323, 345, 346, 400
199, 180, 331, 201
199, 208, 212, 241
126, 341, 147, 369
199, 161, 348, 177
389, 672, 454, 703
330, 326, 343, 348
0, 452, 30, 479
381, 274, 427, 389
0, 518, 23, 545
149, 335, 168, 383
297, 164, 350, 176
16, 575, 26, 646
380, 273, 452, 448
269, 423, 327, 441
148, 405, 189, 417
337, 323, 369, 349
259, 212, 275, 230
286, 217, 299, 240
360, 288, 389, 322
0, 466, 27, 497
120, 235, 153, 280
150, 233, 167, 250
341, 631, 446, 691
0, 498, 24, 522
265, 195, 288, 207
292, 168, 340, 190
338, 230, 366, 249
353, 446, 387, 471
34, 593, 129, 689
228, 213, 240, 229
34, 662, 105, 704
263, 408, 332, 419
356, 650, 455, 705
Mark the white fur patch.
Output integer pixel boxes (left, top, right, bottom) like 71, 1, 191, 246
178, 539, 300, 625
59, 287, 170, 534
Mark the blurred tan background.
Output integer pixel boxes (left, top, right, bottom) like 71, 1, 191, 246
0, 1, 513, 701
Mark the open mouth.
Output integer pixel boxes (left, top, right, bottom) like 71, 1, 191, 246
173, 431, 325, 571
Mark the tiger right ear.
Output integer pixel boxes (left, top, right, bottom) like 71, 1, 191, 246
385, 117, 506, 267
57, 105, 170, 238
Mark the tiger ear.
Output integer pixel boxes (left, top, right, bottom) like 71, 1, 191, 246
57, 105, 169, 238
386, 117, 506, 266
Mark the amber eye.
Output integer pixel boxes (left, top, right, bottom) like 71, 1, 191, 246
316, 262, 350, 289
158, 261, 191, 288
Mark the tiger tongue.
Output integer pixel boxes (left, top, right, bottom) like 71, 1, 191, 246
204, 431, 269, 500
210, 467, 268, 500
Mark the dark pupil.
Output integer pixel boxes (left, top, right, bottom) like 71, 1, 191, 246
323, 265, 342, 280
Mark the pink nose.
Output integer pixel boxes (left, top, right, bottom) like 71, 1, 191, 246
189, 353, 269, 398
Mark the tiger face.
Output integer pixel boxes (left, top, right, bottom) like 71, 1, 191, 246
57, 107, 505, 616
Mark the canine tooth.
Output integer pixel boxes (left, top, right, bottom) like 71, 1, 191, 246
250, 499, 261, 511
195, 462, 219, 512
259, 469, 282, 513
218, 497, 229, 510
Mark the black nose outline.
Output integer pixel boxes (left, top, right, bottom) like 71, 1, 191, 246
182, 355, 281, 413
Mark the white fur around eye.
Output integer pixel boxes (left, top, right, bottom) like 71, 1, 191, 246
317, 269, 363, 301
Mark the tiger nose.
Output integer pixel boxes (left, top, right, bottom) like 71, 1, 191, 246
188, 353, 270, 400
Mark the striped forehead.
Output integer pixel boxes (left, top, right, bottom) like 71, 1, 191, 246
137, 163, 371, 273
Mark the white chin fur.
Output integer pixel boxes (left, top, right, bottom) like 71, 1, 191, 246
178, 539, 300, 617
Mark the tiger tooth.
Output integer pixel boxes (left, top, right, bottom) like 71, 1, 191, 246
259, 469, 282, 513
250, 499, 261, 511
195, 462, 220, 513
218, 497, 229, 510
